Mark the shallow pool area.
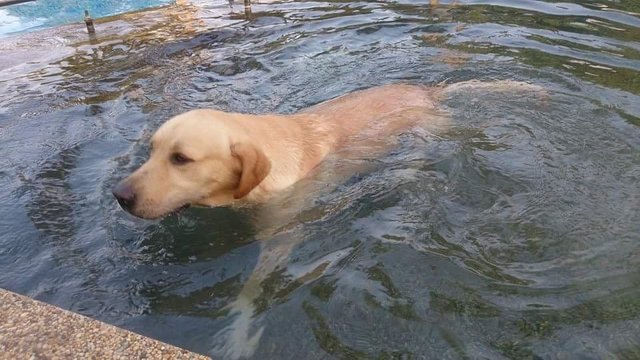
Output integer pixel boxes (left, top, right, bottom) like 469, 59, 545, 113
1, 0, 640, 358
0, 0, 174, 36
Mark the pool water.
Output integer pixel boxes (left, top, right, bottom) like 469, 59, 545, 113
0, 0, 174, 36
1, 0, 640, 358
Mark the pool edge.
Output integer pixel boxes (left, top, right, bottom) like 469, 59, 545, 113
0, 288, 211, 359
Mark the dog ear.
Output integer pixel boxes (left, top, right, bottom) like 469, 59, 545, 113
231, 143, 271, 199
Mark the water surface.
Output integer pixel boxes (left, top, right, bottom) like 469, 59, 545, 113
1, 0, 639, 358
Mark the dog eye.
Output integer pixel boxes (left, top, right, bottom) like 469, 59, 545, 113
171, 152, 193, 165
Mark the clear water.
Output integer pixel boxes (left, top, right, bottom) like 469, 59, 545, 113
0, 0, 174, 36
1, 0, 640, 358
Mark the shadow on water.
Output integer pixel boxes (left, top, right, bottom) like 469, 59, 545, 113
22, 146, 107, 301
1, 0, 640, 358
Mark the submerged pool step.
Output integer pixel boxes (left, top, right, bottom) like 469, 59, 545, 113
0, 0, 35, 8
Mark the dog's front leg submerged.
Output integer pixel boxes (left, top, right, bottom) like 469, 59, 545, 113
210, 224, 354, 358
210, 232, 299, 359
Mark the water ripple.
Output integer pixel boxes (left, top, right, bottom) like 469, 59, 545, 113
0, 0, 639, 358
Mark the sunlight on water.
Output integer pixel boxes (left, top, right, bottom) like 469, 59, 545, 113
0, 0, 639, 358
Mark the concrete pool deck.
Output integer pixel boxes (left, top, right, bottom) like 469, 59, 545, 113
0, 288, 210, 359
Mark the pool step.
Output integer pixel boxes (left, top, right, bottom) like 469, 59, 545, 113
0, 0, 36, 8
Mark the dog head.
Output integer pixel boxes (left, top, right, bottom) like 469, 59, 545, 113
113, 110, 271, 219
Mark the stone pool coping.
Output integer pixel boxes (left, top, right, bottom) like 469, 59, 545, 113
0, 288, 210, 359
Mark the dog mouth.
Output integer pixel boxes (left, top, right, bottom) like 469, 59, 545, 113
170, 203, 191, 216
129, 203, 192, 219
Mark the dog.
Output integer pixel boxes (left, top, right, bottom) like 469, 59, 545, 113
112, 83, 450, 218
113, 80, 544, 358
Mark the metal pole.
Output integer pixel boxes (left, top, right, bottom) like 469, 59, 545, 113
84, 9, 95, 34
244, 0, 251, 19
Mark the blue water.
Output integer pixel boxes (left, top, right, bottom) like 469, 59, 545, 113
0, 0, 174, 36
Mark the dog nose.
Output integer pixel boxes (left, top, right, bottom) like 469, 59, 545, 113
112, 182, 136, 211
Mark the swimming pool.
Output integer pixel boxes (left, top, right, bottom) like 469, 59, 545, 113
1, 0, 639, 358
0, 0, 174, 36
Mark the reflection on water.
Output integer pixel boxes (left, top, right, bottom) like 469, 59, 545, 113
1, 0, 640, 358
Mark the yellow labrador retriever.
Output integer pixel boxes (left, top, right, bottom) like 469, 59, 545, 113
112, 83, 446, 217
113, 80, 542, 217
113, 80, 544, 358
